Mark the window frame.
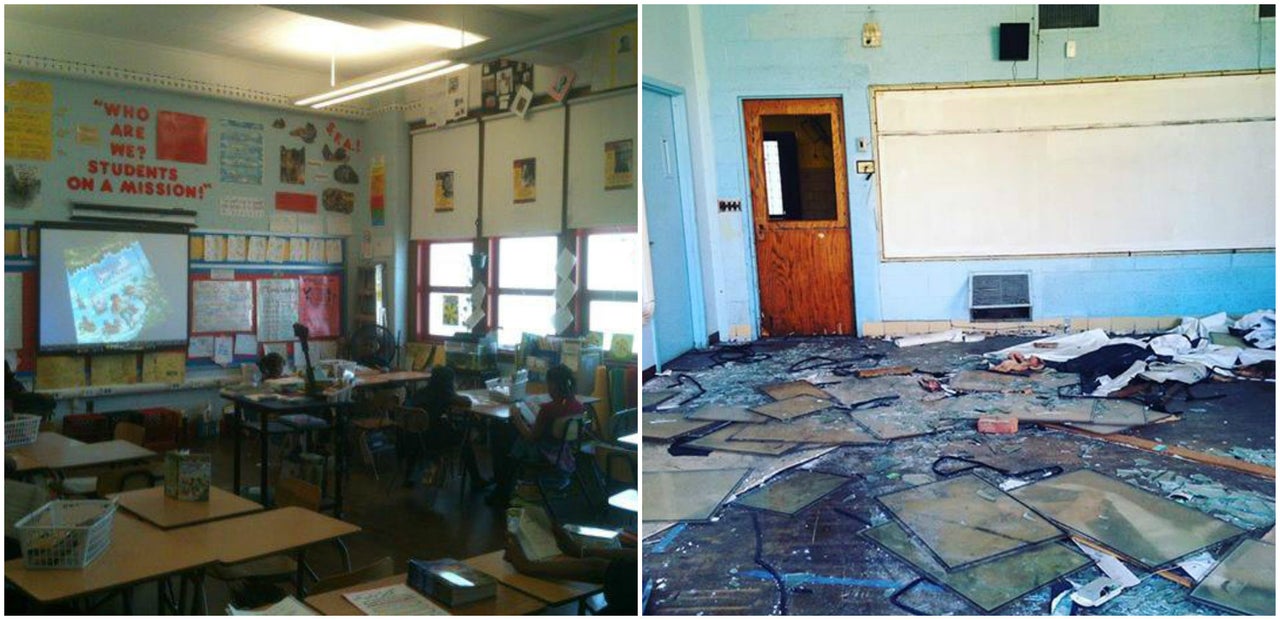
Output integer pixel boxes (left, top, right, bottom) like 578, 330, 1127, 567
492, 233, 562, 347
414, 238, 491, 341
580, 227, 640, 356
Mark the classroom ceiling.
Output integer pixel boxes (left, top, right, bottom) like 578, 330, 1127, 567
5, 4, 618, 82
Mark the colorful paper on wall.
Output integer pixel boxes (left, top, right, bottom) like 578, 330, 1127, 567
280, 146, 305, 184
275, 192, 317, 214
434, 171, 455, 212
218, 119, 264, 185
4, 81, 53, 161
213, 335, 234, 366
299, 275, 341, 338
233, 333, 258, 357
289, 238, 308, 263
247, 236, 268, 263
296, 214, 323, 235
370, 156, 386, 226
270, 212, 298, 233
156, 110, 208, 164
35, 355, 85, 390
307, 238, 325, 263
5, 164, 42, 209
604, 139, 634, 190
142, 351, 186, 384
90, 354, 137, 386
325, 239, 344, 264
225, 236, 247, 262
326, 214, 352, 236
191, 280, 253, 333
202, 235, 225, 262
266, 237, 288, 263
219, 196, 266, 219
256, 279, 300, 342
512, 158, 536, 204
187, 336, 214, 359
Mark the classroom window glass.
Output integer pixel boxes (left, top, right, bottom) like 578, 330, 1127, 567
428, 242, 473, 288
589, 300, 637, 355
497, 236, 557, 290
420, 241, 476, 338
584, 232, 639, 356
496, 294, 556, 346
426, 292, 473, 338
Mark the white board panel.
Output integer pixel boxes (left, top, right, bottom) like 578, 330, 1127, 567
567, 89, 638, 229
875, 74, 1276, 259
411, 122, 480, 241
482, 107, 566, 237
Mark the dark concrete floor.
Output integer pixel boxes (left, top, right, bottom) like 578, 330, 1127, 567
9, 418, 614, 615
642, 335, 1276, 616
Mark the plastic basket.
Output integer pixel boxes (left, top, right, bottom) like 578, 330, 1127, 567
15, 500, 117, 569
5, 414, 41, 449
486, 376, 528, 403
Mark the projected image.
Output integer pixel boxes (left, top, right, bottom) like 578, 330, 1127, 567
64, 240, 168, 344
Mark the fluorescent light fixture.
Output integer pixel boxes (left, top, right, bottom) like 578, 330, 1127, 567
310, 62, 469, 109
295, 59, 452, 106
277, 16, 485, 58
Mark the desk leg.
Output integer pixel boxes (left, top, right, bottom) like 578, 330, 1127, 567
260, 410, 270, 508
232, 403, 243, 497
333, 404, 347, 519
294, 549, 307, 597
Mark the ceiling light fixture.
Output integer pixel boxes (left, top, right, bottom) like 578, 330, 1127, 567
295, 59, 453, 107
310, 62, 469, 109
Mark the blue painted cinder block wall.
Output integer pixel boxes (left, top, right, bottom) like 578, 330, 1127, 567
687, 4, 1275, 336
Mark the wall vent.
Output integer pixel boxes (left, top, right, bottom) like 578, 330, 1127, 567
970, 273, 1032, 321
1038, 5, 1100, 29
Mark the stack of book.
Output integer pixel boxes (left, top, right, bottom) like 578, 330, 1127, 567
407, 558, 496, 607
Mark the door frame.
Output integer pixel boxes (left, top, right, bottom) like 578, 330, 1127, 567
642, 78, 708, 364
737, 93, 854, 338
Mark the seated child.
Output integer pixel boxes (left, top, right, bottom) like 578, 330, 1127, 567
489, 364, 584, 506
404, 366, 488, 490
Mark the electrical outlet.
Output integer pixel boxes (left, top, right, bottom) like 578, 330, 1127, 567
856, 160, 876, 174
857, 137, 868, 152
1065, 40, 1077, 58
718, 199, 742, 212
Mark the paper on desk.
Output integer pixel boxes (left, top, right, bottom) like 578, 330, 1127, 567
213, 336, 235, 367
343, 584, 446, 616
227, 595, 316, 615
555, 248, 576, 278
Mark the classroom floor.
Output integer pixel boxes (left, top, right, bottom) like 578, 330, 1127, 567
18, 423, 602, 615
640, 335, 1275, 615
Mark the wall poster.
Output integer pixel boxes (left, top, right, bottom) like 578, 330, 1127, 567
512, 158, 536, 204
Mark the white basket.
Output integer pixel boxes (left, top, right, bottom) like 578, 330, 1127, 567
5, 414, 41, 449
486, 377, 528, 403
15, 500, 117, 569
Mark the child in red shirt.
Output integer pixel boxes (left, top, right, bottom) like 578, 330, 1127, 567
490, 364, 584, 506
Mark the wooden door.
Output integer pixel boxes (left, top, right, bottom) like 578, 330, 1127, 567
744, 98, 854, 336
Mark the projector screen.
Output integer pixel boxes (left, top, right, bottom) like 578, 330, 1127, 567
39, 225, 189, 352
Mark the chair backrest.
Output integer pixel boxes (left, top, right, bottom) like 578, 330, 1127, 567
308, 556, 395, 596
113, 421, 147, 446
608, 408, 637, 442
275, 477, 323, 512
595, 443, 636, 485
393, 406, 430, 434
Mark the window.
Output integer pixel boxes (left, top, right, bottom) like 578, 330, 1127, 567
417, 241, 476, 338
584, 231, 639, 355
1038, 5, 1099, 29
495, 235, 558, 346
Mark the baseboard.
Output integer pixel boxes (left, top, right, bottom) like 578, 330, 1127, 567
863, 315, 1184, 338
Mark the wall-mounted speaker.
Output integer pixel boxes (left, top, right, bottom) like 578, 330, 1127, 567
999, 23, 1031, 61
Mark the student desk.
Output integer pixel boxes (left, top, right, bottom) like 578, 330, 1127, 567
303, 573, 546, 616
111, 486, 263, 530
463, 549, 602, 608
221, 391, 351, 515
6, 433, 156, 474
5, 506, 359, 612
352, 370, 432, 391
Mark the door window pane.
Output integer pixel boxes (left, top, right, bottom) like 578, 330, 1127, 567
763, 141, 786, 216
498, 236, 557, 290
762, 114, 837, 221
428, 242, 473, 288
586, 233, 639, 293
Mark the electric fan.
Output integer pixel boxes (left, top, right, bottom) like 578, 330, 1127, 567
349, 324, 397, 370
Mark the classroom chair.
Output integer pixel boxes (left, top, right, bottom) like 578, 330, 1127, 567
56, 421, 156, 497
60, 413, 111, 443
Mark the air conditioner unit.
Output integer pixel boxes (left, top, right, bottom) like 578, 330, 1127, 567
969, 272, 1031, 321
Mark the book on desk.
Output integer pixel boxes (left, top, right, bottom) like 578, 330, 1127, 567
407, 558, 497, 607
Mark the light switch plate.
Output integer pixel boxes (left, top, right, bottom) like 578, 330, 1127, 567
856, 160, 876, 174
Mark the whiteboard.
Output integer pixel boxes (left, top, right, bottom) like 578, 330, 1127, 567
567, 89, 637, 229
482, 106, 566, 237
410, 122, 480, 241
874, 73, 1276, 259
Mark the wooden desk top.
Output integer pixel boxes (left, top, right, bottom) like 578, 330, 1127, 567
7, 436, 155, 472
7, 432, 84, 472
354, 370, 432, 388
5, 512, 207, 603
111, 486, 263, 530
171, 506, 360, 565
303, 573, 545, 616
463, 550, 602, 606
5, 507, 359, 604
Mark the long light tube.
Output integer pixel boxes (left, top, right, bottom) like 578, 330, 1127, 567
310, 62, 468, 109
294, 59, 452, 106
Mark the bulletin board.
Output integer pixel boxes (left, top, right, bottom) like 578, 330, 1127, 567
481, 105, 567, 237
411, 121, 480, 241
567, 88, 637, 229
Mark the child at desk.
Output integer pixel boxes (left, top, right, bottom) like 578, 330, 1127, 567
489, 364, 584, 507
404, 366, 488, 490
